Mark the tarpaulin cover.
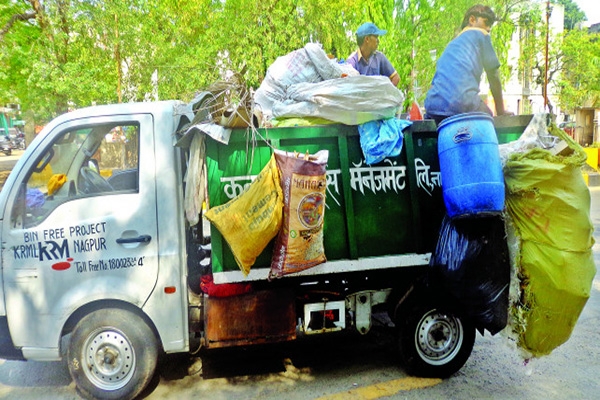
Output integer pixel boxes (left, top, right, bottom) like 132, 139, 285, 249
358, 118, 411, 165
504, 124, 596, 357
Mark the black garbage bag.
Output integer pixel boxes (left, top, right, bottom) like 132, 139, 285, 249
428, 215, 510, 335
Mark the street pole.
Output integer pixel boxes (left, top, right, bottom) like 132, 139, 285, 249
543, 0, 550, 111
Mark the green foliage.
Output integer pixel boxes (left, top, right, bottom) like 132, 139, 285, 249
555, 0, 587, 30
513, 1, 599, 113
515, 3, 563, 93
0, 0, 591, 123
559, 28, 600, 110
0, 1, 42, 116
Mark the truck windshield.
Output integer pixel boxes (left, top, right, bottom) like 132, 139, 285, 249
10, 122, 140, 229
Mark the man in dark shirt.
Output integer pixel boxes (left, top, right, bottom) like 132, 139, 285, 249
347, 22, 399, 87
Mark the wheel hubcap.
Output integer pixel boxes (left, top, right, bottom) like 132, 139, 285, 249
83, 329, 136, 390
415, 309, 463, 365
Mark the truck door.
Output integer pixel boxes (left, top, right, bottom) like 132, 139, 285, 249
0, 114, 159, 354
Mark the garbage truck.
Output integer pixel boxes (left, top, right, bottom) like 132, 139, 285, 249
0, 99, 530, 399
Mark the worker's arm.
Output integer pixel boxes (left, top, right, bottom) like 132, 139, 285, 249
488, 68, 507, 115
380, 54, 399, 87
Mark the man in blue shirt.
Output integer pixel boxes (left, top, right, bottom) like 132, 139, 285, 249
347, 22, 399, 87
424, 5, 508, 124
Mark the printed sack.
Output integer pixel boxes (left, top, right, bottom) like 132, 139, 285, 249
270, 149, 328, 279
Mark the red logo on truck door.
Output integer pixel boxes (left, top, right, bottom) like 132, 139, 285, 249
52, 258, 74, 271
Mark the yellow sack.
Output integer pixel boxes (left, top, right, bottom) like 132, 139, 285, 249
47, 174, 67, 196
205, 155, 283, 276
504, 123, 596, 357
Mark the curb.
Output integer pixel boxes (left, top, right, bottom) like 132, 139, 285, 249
583, 172, 600, 187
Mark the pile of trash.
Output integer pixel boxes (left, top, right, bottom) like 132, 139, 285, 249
501, 115, 596, 358
182, 42, 596, 360
181, 42, 406, 144
429, 113, 596, 359
179, 41, 411, 293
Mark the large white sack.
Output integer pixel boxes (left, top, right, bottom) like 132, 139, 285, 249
272, 75, 404, 125
254, 43, 358, 120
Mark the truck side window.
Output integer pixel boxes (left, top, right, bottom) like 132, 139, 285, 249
10, 123, 140, 229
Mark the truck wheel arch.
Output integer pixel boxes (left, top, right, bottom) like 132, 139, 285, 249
61, 300, 162, 354
64, 305, 162, 400
390, 284, 476, 378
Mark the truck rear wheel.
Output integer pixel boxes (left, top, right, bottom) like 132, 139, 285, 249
396, 302, 475, 378
67, 308, 158, 400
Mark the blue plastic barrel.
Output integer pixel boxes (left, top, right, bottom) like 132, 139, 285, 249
437, 112, 504, 218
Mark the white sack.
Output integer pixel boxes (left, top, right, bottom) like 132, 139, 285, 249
272, 76, 404, 125
254, 43, 359, 120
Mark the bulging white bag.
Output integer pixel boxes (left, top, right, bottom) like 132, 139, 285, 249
272, 75, 404, 125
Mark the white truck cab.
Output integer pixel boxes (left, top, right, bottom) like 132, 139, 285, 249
0, 101, 195, 398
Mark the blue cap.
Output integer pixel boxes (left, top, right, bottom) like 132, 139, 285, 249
356, 22, 387, 37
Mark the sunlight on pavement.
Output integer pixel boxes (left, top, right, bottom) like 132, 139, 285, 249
315, 376, 442, 400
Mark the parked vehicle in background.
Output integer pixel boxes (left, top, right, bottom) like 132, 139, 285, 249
0, 128, 26, 151
0, 136, 12, 156
8, 129, 25, 150
559, 121, 575, 137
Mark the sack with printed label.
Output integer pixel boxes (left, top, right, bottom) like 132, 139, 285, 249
269, 149, 328, 280
205, 155, 283, 276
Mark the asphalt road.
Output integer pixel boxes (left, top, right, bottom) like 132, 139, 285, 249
0, 174, 597, 399
0, 149, 22, 172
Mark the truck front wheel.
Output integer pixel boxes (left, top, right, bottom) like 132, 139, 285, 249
396, 303, 475, 378
67, 309, 159, 400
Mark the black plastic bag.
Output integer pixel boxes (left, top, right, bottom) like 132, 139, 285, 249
428, 215, 510, 335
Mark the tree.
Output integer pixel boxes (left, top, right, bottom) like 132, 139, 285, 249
0, 0, 539, 122
559, 28, 600, 111
0, 0, 222, 120
514, 1, 598, 115
555, 0, 586, 30
387, 0, 440, 109
516, 2, 567, 114
1, 0, 368, 121
0, 0, 122, 119
0, 1, 52, 119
